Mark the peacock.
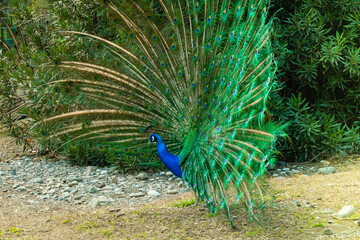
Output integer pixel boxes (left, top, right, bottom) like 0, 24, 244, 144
33, 0, 283, 227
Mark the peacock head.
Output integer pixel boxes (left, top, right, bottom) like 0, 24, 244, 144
149, 134, 158, 143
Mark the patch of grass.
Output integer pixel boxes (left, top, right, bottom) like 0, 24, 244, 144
7, 227, 23, 235
171, 199, 196, 208
63, 219, 69, 224
244, 229, 261, 236
103, 229, 111, 236
76, 221, 99, 231
312, 223, 324, 228
204, 213, 218, 218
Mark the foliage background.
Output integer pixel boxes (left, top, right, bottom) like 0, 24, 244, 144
0, 0, 359, 169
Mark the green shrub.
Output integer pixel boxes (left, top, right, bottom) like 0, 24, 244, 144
270, 0, 360, 161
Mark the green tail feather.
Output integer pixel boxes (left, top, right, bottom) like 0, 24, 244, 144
33, 0, 284, 225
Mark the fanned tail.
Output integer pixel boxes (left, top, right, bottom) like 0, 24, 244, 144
33, 0, 283, 225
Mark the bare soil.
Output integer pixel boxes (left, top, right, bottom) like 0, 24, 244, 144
1, 134, 360, 239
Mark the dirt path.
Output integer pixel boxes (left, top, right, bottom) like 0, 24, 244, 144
1, 135, 360, 239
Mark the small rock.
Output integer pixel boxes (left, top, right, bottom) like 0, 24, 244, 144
327, 220, 335, 224
129, 192, 145, 198
147, 190, 160, 197
17, 187, 27, 192
165, 171, 173, 176
357, 219, 360, 226
324, 229, 333, 235
110, 176, 118, 184
102, 186, 114, 191
328, 183, 334, 187
48, 189, 56, 195
86, 166, 97, 172
98, 196, 115, 204
159, 172, 166, 176
114, 188, 123, 194
320, 160, 330, 165
33, 178, 43, 184
333, 205, 355, 218
97, 183, 106, 188
70, 177, 83, 182
318, 167, 336, 175
27, 200, 39, 204
167, 189, 178, 194
136, 173, 148, 180
272, 174, 279, 177
68, 181, 78, 187
292, 170, 300, 174
87, 186, 98, 194
109, 208, 121, 213
283, 168, 290, 171
89, 198, 100, 208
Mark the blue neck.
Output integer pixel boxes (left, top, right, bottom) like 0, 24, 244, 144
152, 134, 182, 178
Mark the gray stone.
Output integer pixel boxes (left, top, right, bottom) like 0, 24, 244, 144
48, 189, 56, 195
165, 171, 173, 176
129, 192, 145, 198
110, 176, 118, 184
67, 181, 78, 187
68, 181, 79, 187
62, 192, 70, 198
147, 190, 160, 197
87, 186, 98, 194
159, 172, 166, 176
283, 168, 290, 171
167, 189, 178, 194
98, 196, 115, 204
85, 166, 97, 172
318, 167, 336, 175
136, 172, 148, 180
292, 170, 300, 174
74, 194, 83, 200
27, 200, 39, 204
324, 229, 333, 235
64, 187, 73, 192
17, 187, 27, 192
102, 186, 114, 191
89, 198, 100, 208
70, 177, 83, 182
333, 205, 355, 218
33, 178, 43, 184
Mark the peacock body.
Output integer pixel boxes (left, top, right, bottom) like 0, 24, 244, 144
35, 0, 282, 227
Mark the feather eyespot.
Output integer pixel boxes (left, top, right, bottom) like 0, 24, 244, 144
173, 18, 177, 23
